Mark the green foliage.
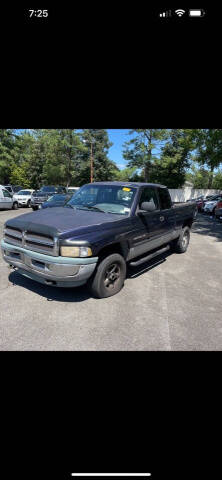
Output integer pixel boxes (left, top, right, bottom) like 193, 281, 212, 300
123, 129, 195, 188
123, 129, 169, 182
10, 162, 31, 187
1, 129, 222, 192
149, 129, 195, 188
186, 167, 222, 190
2, 129, 116, 189
111, 166, 137, 181
76, 129, 115, 184
0, 129, 17, 184
186, 165, 210, 188
192, 129, 222, 187
212, 171, 222, 189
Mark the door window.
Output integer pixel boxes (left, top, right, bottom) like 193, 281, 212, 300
158, 188, 172, 210
3, 189, 12, 198
139, 188, 159, 210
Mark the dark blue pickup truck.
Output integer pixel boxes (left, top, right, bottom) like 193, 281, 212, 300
1, 182, 197, 298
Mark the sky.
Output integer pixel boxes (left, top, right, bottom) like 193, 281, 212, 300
107, 129, 131, 170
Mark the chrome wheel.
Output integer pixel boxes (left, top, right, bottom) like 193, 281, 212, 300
182, 231, 189, 249
104, 263, 121, 290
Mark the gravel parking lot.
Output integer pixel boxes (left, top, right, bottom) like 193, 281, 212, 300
0, 207, 222, 350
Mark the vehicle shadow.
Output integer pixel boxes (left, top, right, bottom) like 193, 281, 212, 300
192, 214, 222, 242
8, 251, 174, 300
8, 270, 91, 302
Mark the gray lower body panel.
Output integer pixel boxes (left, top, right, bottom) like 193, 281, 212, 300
128, 229, 180, 260
1, 240, 98, 288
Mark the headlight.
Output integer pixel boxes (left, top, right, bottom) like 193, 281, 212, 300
60, 246, 92, 257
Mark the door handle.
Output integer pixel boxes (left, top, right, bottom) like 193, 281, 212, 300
160, 216, 165, 222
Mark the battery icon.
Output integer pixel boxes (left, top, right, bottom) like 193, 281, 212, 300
189, 9, 205, 17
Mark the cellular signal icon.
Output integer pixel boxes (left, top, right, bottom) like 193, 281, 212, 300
159, 10, 172, 17
175, 9, 186, 16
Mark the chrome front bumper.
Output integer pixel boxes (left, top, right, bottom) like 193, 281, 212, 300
1, 239, 98, 288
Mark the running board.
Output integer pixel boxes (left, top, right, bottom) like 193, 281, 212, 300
129, 245, 170, 267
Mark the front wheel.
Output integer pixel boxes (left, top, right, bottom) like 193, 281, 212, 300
88, 253, 126, 298
27, 200, 31, 208
32, 206, 38, 211
171, 226, 190, 253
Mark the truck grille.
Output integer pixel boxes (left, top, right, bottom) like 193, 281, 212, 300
4, 227, 58, 256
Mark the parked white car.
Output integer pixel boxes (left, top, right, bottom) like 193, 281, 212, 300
204, 197, 222, 214
0, 185, 19, 210
13, 189, 34, 208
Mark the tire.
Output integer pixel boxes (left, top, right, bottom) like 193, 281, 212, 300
27, 200, 31, 208
32, 206, 38, 211
88, 253, 126, 298
171, 226, 190, 254
12, 202, 18, 210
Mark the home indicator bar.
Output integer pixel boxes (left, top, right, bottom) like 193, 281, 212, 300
71, 475, 151, 477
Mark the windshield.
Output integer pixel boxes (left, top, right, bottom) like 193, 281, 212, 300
17, 190, 31, 195
40, 186, 57, 193
66, 184, 136, 215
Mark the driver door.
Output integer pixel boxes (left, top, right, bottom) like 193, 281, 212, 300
130, 187, 163, 257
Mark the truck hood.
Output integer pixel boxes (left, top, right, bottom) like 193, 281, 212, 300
5, 206, 125, 238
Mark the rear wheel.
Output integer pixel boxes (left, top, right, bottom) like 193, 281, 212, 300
12, 202, 18, 210
88, 253, 126, 298
27, 199, 31, 208
32, 206, 38, 211
171, 226, 190, 253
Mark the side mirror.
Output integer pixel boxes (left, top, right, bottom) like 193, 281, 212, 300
139, 201, 156, 212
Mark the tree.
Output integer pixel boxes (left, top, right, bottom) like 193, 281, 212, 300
192, 129, 222, 188
122, 129, 169, 182
41, 129, 86, 187
0, 129, 17, 184
186, 165, 210, 188
212, 171, 222, 190
9, 130, 41, 188
150, 129, 195, 188
9, 130, 88, 189
111, 166, 137, 182
78, 129, 114, 184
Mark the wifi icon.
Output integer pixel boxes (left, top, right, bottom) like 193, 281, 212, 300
175, 9, 185, 16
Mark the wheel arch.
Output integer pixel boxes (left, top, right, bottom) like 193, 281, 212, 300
96, 240, 129, 261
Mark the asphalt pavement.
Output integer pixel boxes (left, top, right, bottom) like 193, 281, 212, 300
0, 208, 222, 350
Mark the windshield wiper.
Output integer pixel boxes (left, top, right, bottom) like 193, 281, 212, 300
64, 204, 76, 209
79, 204, 106, 212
